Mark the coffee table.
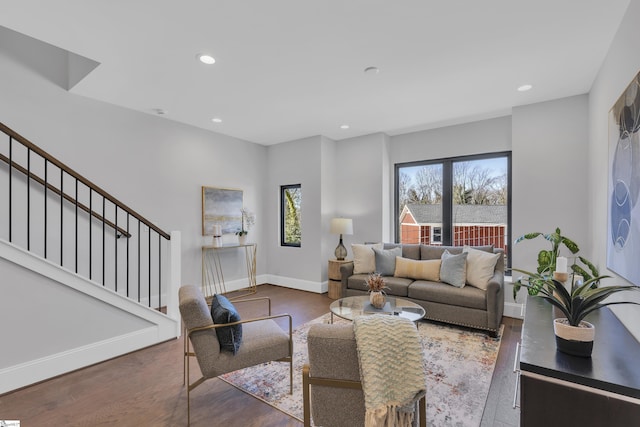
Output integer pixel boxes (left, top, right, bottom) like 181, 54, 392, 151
330, 295, 426, 324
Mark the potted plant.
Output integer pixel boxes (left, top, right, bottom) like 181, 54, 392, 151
235, 208, 255, 244
513, 268, 640, 357
513, 227, 602, 298
365, 273, 388, 309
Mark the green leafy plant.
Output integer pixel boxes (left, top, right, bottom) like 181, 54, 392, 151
512, 269, 640, 326
513, 227, 601, 298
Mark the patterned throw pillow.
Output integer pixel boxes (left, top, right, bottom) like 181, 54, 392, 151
210, 294, 243, 354
394, 257, 441, 281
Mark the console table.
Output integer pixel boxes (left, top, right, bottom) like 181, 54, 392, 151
201, 243, 257, 299
518, 295, 640, 425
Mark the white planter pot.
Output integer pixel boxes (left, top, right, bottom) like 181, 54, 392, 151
553, 318, 595, 357
238, 234, 248, 245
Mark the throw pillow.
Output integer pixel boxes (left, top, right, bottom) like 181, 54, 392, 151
440, 250, 468, 288
464, 246, 500, 290
373, 247, 402, 276
210, 294, 243, 354
394, 257, 441, 281
352, 243, 383, 274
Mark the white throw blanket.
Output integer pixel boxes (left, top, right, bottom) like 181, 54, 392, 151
353, 314, 427, 427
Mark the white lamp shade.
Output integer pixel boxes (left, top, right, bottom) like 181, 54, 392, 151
330, 218, 353, 235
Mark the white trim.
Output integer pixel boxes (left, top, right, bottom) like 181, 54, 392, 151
0, 238, 179, 394
0, 327, 173, 394
504, 301, 524, 319
262, 274, 325, 293
520, 371, 640, 405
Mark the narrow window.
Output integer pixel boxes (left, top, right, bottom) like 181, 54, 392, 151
281, 184, 302, 247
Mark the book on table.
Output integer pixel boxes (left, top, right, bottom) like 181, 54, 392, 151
363, 302, 394, 314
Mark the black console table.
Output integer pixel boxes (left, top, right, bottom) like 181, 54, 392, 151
519, 295, 640, 426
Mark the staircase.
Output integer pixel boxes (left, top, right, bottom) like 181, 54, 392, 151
0, 122, 181, 394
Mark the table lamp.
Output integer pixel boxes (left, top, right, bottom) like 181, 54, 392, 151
330, 218, 353, 260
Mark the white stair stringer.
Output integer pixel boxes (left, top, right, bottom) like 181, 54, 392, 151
0, 238, 180, 394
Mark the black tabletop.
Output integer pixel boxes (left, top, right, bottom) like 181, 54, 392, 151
520, 295, 640, 398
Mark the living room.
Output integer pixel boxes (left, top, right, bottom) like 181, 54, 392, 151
1, 0, 640, 425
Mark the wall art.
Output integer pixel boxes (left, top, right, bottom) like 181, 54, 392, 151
202, 186, 243, 236
608, 70, 640, 285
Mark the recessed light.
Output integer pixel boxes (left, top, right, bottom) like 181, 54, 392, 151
212, 117, 222, 123
340, 124, 350, 129
153, 108, 167, 115
197, 53, 216, 65
364, 66, 380, 75
517, 84, 533, 92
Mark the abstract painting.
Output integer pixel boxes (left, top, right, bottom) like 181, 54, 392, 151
608, 70, 640, 285
202, 186, 243, 235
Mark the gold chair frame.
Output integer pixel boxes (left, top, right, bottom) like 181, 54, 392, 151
302, 364, 426, 427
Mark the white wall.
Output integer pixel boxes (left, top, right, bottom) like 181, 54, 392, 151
512, 95, 590, 275
265, 136, 325, 290
335, 133, 388, 245
0, 46, 267, 291
588, 0, 640, 340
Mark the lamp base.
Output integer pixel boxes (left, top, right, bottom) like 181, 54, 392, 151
334, 236, 347, 260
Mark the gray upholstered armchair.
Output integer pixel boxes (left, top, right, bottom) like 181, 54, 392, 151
178, 285, 293, 426
303, 323, 426, 427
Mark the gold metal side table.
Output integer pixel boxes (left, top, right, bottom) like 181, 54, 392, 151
201, 243, 257, 300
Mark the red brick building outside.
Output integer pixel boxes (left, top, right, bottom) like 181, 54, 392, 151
399, 203, 508, 254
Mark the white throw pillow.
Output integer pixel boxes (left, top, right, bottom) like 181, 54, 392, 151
352, 243, 383, 274
463, 246, 500, 290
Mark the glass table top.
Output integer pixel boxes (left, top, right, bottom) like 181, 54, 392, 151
329, 295, 426, 323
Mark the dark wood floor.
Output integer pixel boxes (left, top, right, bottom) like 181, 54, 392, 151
0, 285, 521, 426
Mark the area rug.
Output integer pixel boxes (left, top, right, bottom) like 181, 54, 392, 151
220, 314, 503, 426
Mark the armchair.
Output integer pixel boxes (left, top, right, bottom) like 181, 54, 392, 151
178, 285, 293, 425
303, 323, 426, 427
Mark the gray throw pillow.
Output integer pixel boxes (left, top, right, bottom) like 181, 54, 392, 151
440, 250, 468, 288
373, 247, 402, 276
210, 294, 243, 354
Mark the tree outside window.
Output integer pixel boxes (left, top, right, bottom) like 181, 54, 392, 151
281, 184, 301, 247
396, 152, 511, 267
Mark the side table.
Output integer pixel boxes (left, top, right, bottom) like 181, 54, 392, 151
328, 259, 351, 299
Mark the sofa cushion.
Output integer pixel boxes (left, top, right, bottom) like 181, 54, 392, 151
394, 257, 441, 281
385, 243, 421, 260
373, 247, 402, 276
408, 280, 487, 310
439, 250, 468, 288
420, 244, 493, 260
210, 294, 243, 354
352, 243, 383, 274
347, 274, 411, 297
464, 246, 501, 290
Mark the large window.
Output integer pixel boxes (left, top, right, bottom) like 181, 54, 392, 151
396, 152, 511, 266
281, 184, 302, 247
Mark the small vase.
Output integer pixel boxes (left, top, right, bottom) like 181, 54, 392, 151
369, 291, 386, 309
553, 318, 595, 357
238, 234, 247, 245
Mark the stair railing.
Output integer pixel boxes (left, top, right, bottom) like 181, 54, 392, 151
0, 122, 171, 311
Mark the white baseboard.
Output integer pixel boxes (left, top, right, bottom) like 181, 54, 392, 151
0, 327, 172, 394
504, 301, 524, 319
261, 274, 325, 293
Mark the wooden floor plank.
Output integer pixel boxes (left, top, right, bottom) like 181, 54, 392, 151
0, 284, 521, 426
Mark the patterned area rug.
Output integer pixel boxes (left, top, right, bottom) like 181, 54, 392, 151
220, 314, 503, 426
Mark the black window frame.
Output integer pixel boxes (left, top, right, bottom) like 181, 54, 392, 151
280, 184, 302, 247
394, 151, 512, 268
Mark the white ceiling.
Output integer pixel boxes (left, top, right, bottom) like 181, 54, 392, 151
0, 0, 630, 145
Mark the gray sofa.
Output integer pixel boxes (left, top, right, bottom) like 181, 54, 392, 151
340, 244, 504, 336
